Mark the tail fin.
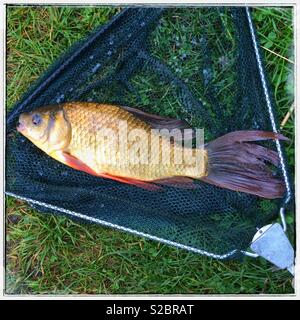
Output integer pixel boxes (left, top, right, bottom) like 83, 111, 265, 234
200, 131, 289, 199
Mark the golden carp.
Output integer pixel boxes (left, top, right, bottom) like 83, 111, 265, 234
17, 102, 288, 198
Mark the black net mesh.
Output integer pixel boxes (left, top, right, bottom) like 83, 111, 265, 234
6, 7, 290, 259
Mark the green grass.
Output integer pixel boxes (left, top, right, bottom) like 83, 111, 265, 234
254, 7, 294, 168
6, 6, 295, 294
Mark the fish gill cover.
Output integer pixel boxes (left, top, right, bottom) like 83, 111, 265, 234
6, 7, 292, 259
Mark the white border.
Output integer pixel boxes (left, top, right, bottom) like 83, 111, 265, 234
1, 0, 299, 300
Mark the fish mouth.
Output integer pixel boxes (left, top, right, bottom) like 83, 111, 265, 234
16, 121, 26, 133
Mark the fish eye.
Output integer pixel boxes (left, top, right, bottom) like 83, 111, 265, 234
32, 114, 42, 126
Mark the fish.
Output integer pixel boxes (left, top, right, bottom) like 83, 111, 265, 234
17, 102, 288, 199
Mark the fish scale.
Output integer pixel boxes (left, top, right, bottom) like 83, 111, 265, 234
62, 102, 203, 180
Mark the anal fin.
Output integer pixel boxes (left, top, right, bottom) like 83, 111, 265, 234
154, 176, 197, 189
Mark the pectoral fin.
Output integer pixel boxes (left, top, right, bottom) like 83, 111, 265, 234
51, 150, 99, 176
50, 150, 162, 191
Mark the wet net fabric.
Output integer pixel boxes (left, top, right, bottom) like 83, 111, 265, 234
6, 7, 289, 259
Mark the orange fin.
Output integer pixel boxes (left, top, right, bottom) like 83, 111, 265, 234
54, 151, 165, 191
154, 176, 198, 189
60, 151, 99, 176
99, 173, 162, 191
53, 151, 161, 191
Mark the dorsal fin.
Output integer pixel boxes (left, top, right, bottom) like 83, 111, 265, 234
122, 106, 194, 141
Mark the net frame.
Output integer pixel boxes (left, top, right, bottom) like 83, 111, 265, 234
5, 6, 293, 260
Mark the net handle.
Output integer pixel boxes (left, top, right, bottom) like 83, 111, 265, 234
245, 7, 292, 231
